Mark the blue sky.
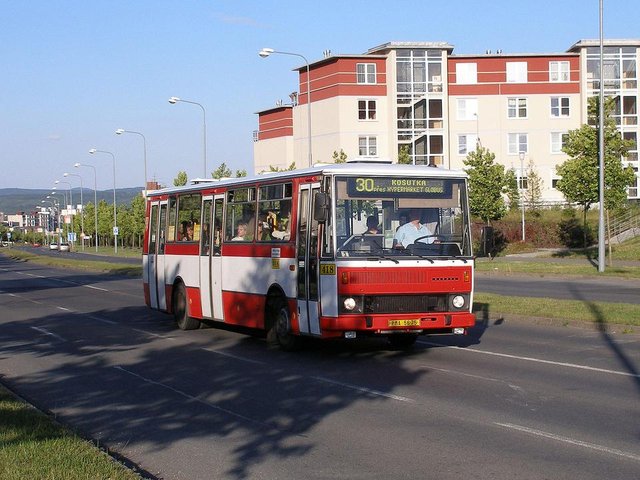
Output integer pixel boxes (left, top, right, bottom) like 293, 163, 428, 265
1, 0, 638, 191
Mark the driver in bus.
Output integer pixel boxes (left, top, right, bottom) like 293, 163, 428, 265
393, 209, 434, 248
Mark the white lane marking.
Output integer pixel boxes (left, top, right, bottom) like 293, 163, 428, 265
420, 341, 640, 379
311, 376, 415, 403
201, 347, 266, 365
84, 285, 109, 292
57, 306, 71, 311
495, 422, 640, 462
86, 315, 118, 325
114, 366, 268, 427
30, 326, 66, 342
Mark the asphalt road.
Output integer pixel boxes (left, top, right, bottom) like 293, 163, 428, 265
1, 256, 639, 479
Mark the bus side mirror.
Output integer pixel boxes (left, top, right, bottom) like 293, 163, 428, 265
313, 192, 330, 223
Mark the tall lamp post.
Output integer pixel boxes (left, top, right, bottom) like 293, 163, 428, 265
41, 199, 56, 244
75, 162, 99, 252
115, 128, 148, 197
168, 96, 207, 178
46, 195, 62, 244
55, 180, 74, 246
64, 172, 84, 251
89, 149, 118, 254
597, 0, 606, 273
259, 47, 312, 168
519, 151, 526, 242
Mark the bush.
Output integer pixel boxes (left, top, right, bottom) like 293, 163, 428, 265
557, 214, 595, 248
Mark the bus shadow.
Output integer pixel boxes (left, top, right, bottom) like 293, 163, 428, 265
0, 306, 431, 480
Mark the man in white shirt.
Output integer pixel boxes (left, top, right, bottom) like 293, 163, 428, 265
393, 209, 434, 248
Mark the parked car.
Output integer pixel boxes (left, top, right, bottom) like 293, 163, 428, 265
49, 243, 59, 250
32, 242, 41, 247
59, 243, 70, 252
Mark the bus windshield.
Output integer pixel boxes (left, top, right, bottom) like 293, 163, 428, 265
332, 175, 472, 259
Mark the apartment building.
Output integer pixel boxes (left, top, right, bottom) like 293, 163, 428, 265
253, 39, 640, 202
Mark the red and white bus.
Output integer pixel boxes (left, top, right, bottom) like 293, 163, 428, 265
143, 162, 476, 349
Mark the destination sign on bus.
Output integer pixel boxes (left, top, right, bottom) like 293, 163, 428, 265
347, 177, 452, 198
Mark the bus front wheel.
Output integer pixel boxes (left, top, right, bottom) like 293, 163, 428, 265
173, 283, 199, 330
267, 296, 300, 351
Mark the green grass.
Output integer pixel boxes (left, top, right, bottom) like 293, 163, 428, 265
1, 249, 142, 277
474, 293, 640, 328
475, 258, 640, 279
0, 385, 140, 480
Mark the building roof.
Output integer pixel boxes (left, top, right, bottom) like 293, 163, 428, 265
366, 41, 455, 54
568, 39, 640, 52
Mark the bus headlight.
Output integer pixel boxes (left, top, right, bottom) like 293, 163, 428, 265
343, 297, 357, 311
451, 295, 465, 309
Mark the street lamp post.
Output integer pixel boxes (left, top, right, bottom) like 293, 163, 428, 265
75, 162, 99, 252
519, 151, 526, 242
41, 199, 56, 243
115, 128, 148, 198
46, 195, 62, 244
259, 48, 312, 168
64, 172, 84, 251
598, 0, 606, 273
168, 97, 207, 178
89, 149, 118, 254
55, 180, 74, 247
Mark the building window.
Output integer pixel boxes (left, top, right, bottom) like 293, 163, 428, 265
357, 63, 376, 84
506, 62, 527, 83
358, 100, 376, 120
359, 136, 377, 156
508, 133, 528, 155
508, 98, 527, 118
551, 132, 569, 153
457, 98, 478, 120
458, 134, 478, 155
551, 97, 570, 117
456, 63, 477, 84
549, 61, 570, 82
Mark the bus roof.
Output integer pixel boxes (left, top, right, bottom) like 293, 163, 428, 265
147, 162, 469, 197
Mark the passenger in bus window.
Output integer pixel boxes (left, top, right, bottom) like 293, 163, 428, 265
179, 221, 190, 241
232, 222, 247, 241
364, 215, 380, 234
257, 214, 272, 241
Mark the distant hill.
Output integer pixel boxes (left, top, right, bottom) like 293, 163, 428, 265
0, 187, 144, 214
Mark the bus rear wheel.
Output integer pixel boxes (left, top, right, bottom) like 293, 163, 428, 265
267, 296, 300, 351
173, 283, 199, 330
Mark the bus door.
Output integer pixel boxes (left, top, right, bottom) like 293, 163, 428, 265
296, 184, 321, 335
199, 195, 224, 320
147, 200, 168, 310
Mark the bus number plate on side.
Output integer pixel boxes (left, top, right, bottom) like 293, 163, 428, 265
388, 319, 420, 327
320, 264, 336, 275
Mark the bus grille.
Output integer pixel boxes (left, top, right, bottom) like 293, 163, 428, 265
363, 294, 448, 314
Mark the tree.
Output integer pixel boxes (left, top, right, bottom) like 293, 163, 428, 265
524, 158, 544, 213
556, 96, 635, 239
463, 146, 508, 224
504, 169, 520, 212
332, 149, 347, 163
235, 169, 248, 177
397, 145, 412, 165
212, 162, 232, 179
173, 171, 188, 186
268, 162, 296, 172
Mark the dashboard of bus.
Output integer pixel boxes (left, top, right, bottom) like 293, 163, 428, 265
325, 175, 473, 259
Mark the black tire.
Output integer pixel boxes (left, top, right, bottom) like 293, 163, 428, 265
267, 296, 301, 351
388, 333, 418, 349
173, 282, 200, 330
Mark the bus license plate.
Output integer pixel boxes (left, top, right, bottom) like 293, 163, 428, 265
388, 319, 420, 327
